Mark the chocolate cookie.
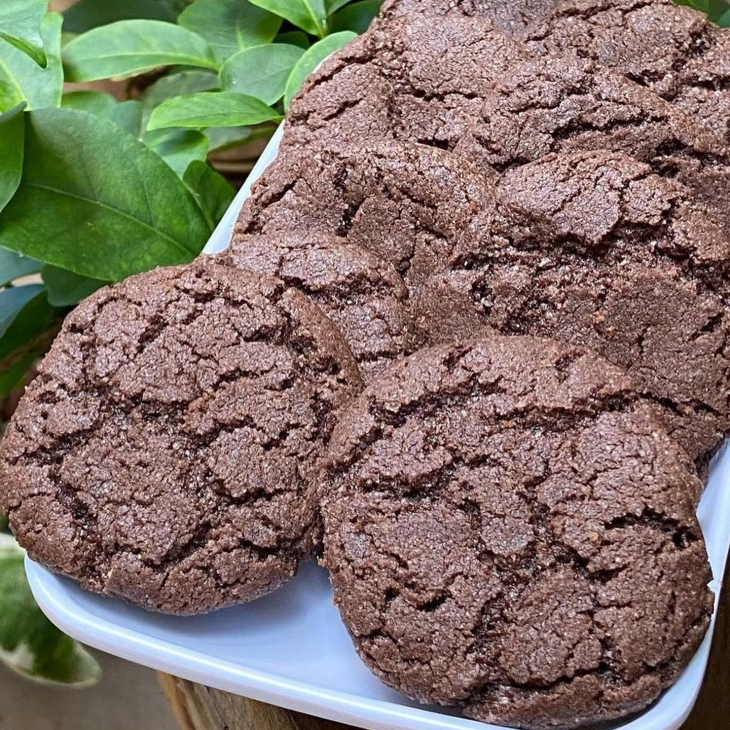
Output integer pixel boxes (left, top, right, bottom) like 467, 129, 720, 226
220, 231, 422, 382
235, 141, 497, 292
525, 0, 730, 143
414, 150, 730, 468
282, 14, 730, 229
0, 261, 361, 614
322, 336, 712, 730
379, 0, 556, 37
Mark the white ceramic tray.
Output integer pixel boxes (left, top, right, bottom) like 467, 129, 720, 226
26, 125, 730, 730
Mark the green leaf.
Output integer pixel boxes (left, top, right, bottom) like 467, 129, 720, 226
0, 13, 64, 112
0, 349, 38, 397
60, 31, 77, 48
0, 534, 102, 686
183, 160, 236, 230
140, 69, 219, 130
0, 290, 56, 362
675, 0, 709, 10
179, 0, 282, 63
61, 93, 144, 137
42, 266, 106, 307
205, 125, 254, 151
284, 31, 356, 108
0, 108, 211, 281
674, 0, 730, 22
220, 44, 304, 105
275, 31, 311, 49
0, 0, 48, 68
325, 0, 353, 13
144, 128, 210, 177
0, 286, 44, 339
0, 290, 59, 396
249, 0, 328, 38
708, 0, 730, 22
62, 20, 219, 82
148, 91, 281, 130
330, 0, 381, 33
64, 0, 186, 33
61, 90, 117, 115
109, 100, 143, 137
0, 248, 41, 287
0, 105, 25, 213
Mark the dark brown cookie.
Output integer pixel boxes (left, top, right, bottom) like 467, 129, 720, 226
379, 0, 556, 37
0, 261, 361, 614
525, 0, 730, 143
322, 335, 712, 730
414, 150, 730, 468
220, 231, 422, 382
235, 141, 497, 292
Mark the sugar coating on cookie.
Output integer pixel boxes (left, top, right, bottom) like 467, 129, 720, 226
525, 0, 730, 143
414, 150, 730, 468
221, 231, 422, 382
236, 141, 497, 291
0, 261, 361, 614
322, 336, 712, 730
395, 51, 730, 230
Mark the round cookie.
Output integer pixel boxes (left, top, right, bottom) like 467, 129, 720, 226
525, 0, 730, 143
379, 0, 556, 37
321, 335, 712, 730
0, 261, 361, 614
220, 231, 423, 382
236, 141, 497, 292
414, 150, 730, 469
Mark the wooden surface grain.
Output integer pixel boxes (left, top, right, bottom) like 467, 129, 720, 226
159, 560, 728, 730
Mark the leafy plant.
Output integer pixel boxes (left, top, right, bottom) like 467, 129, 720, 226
676, 0, 730, 24
0, 530, 101, 686
0, 0, 379, 687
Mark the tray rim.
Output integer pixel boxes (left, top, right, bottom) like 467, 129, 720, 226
24, 558, 720, 730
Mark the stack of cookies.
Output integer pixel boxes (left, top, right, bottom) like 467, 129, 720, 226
1, 1, 726, 728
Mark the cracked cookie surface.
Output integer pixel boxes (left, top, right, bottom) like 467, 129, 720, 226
235, 141, 497, 292
321, 335, 712, 730
0, 261, 361, 614
281, 14, 529, 154
379, 0, 556, 37
220, 231, 423, 382
282, 13, 730, 230
525, 0, 730, 143
415, 150, 730, 469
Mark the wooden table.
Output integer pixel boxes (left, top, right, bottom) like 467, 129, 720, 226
158, 560, 729, 730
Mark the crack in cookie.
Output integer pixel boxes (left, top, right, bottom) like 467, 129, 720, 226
0, 261, 362, 614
